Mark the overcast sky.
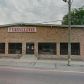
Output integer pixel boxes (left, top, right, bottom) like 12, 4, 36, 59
0, 0, 84, 25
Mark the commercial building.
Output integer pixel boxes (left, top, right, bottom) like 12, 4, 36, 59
0, 23, 84, 60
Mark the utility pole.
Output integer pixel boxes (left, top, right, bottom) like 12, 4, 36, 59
63, 0, 71, 66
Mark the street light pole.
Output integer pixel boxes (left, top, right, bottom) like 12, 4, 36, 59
63, 0, 71, 66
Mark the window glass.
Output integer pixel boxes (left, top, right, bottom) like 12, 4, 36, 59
8, 43, 22, 54
0, 43, 5, 54
38, 43, 56, 55
26, 43, 34, 54
60, 43, 68, 55
71, 43, 80, 55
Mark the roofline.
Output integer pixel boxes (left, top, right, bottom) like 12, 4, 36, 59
0, 23, 84, 28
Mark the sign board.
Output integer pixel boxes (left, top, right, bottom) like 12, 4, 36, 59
8, 27, 37, 33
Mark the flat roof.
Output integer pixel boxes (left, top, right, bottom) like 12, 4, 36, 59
0, 23, 84, 28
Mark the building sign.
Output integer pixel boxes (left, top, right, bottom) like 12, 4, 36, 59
8, 27, 37, 33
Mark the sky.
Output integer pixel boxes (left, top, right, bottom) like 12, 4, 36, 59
0, 0, 84, 25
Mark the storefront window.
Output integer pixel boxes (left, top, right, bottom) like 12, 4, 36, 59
8, 43, 22, 54
26, 43, 34, 54
0, 43, 5, 54
60, 43, 68, 55
60, 43, 80, 55
71, 43, 80, 55
38, 43, 56, 55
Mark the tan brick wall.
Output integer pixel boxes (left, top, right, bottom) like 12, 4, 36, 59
0, 27, 69, 42
0, 26, 84, 60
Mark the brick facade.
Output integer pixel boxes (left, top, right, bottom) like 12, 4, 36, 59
0, 24, 84, 60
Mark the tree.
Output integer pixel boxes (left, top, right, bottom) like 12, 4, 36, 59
62, 6, 84, 25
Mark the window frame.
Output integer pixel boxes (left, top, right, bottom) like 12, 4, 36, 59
8, 43, 22, 54
71, 43, 80, 55
38, 42, 56, 55
60, 43, 68, 55
0, 43, 5, 54
26, 43, 34, 54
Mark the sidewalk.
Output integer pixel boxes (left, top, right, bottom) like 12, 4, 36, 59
0, 59, 84, 72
